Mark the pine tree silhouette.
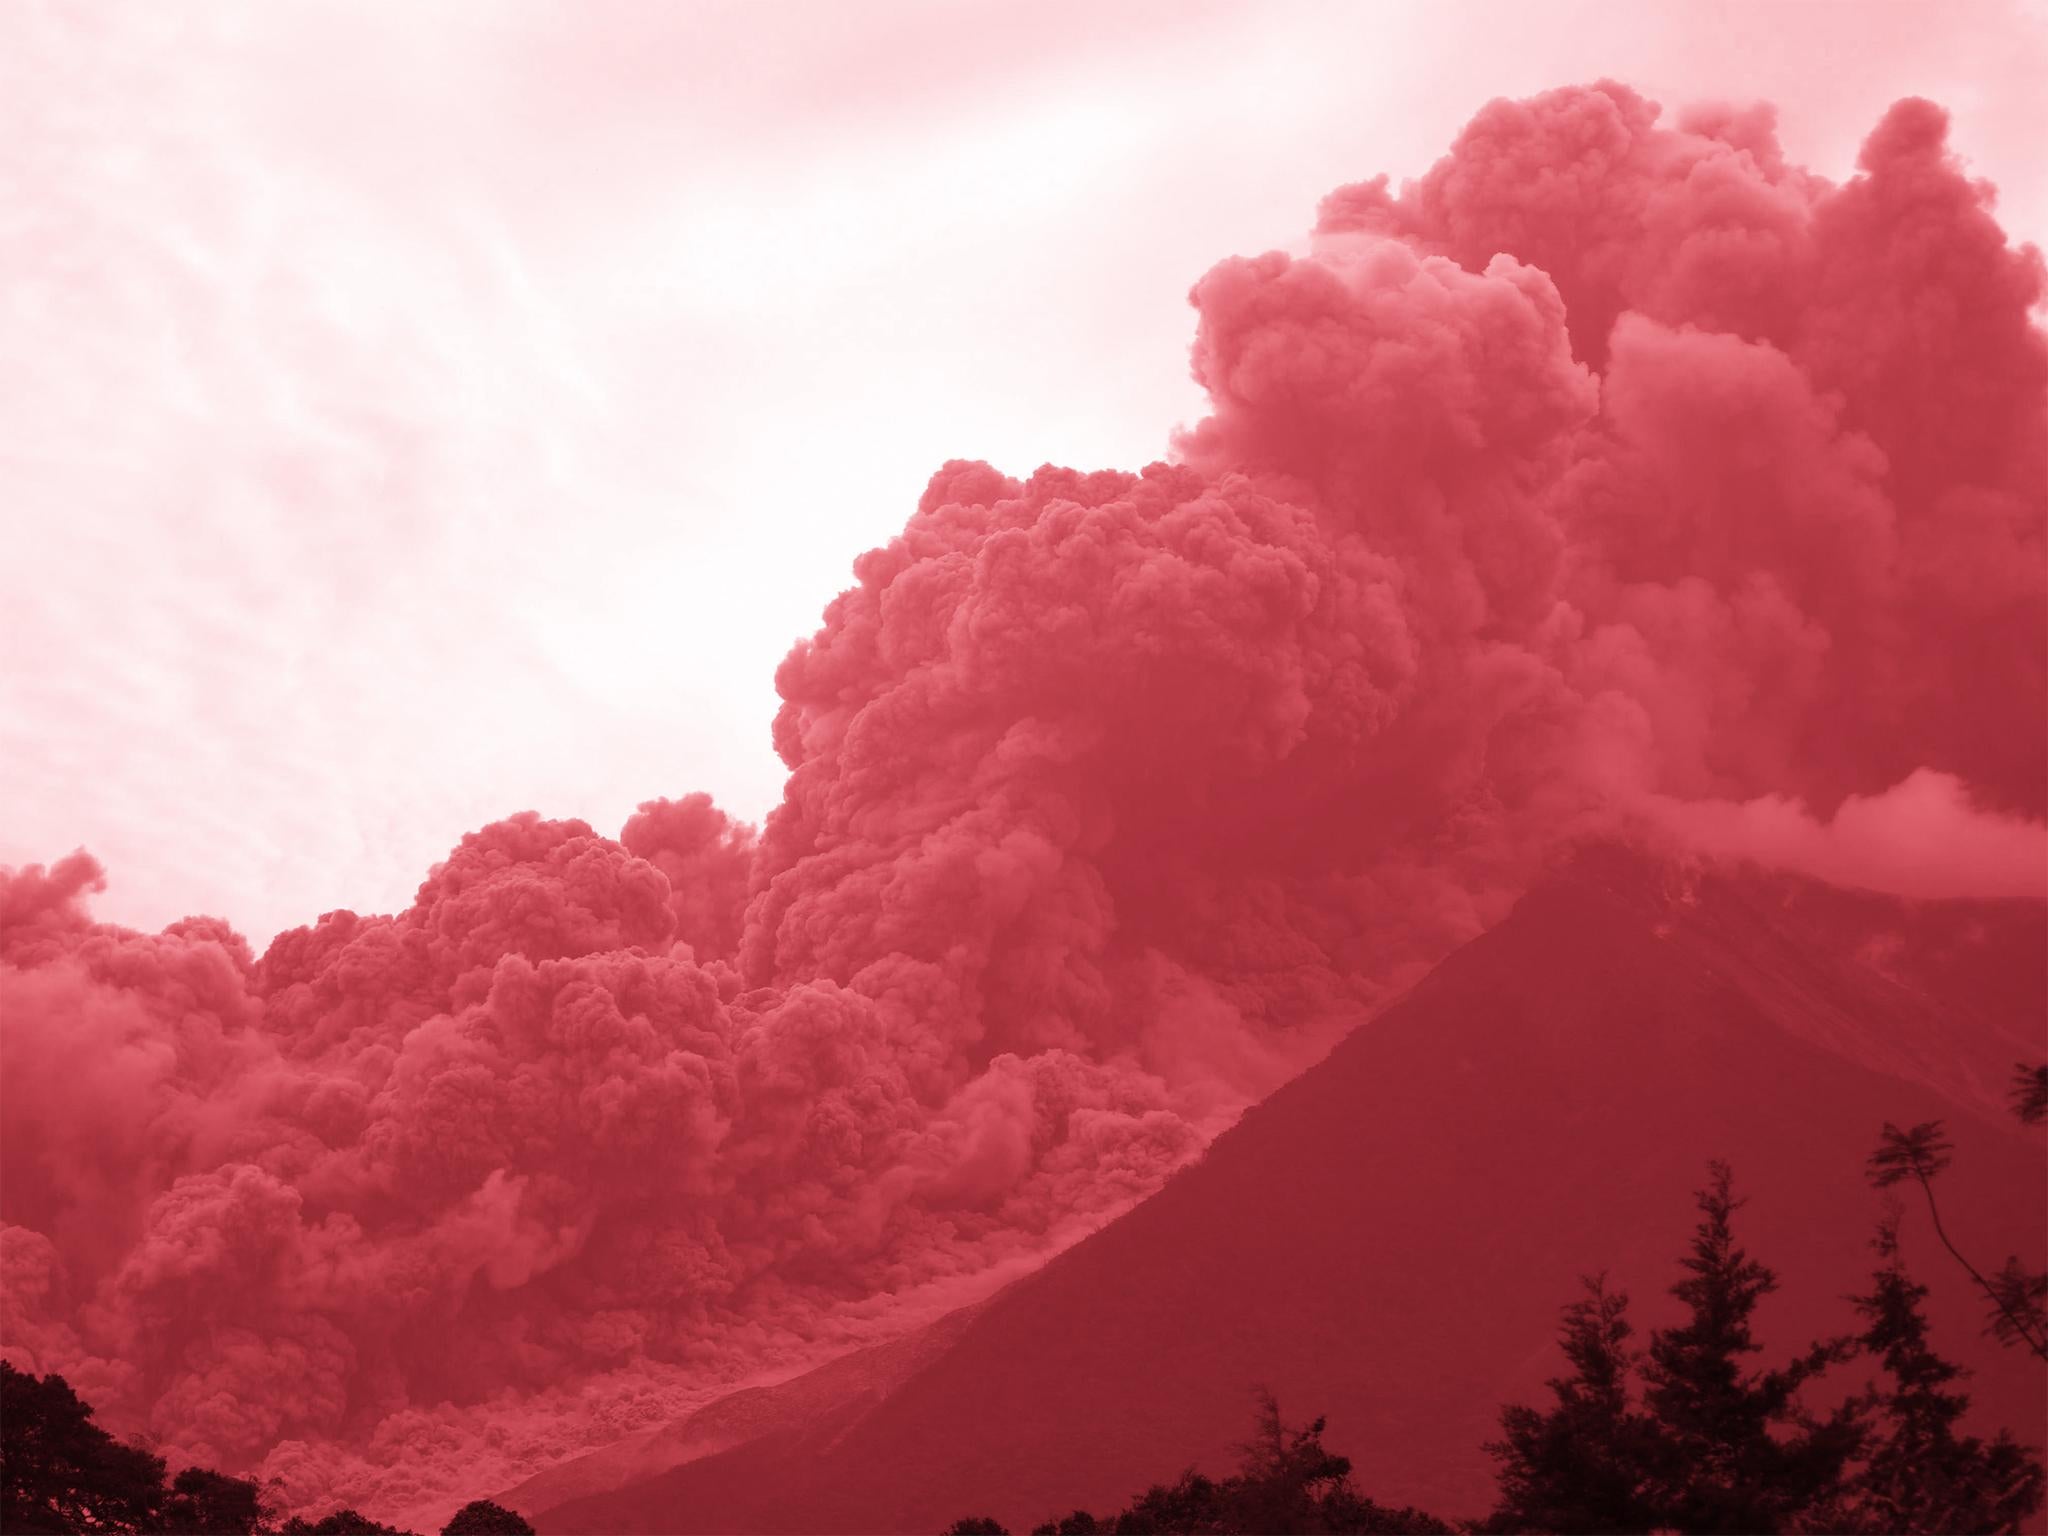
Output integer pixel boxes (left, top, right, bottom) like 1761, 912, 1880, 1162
1832, 1211, 2044, 1533
1635, 1162, 1861, 1533
1482, 1274, 1661, 1533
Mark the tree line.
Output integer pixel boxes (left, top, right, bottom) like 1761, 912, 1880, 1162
945, 1063, 2048, 1536
5, 1067, 2041, 1535
0, 1364, 533, 1536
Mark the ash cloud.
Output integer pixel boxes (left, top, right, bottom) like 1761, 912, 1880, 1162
3, 83, 2043, 1519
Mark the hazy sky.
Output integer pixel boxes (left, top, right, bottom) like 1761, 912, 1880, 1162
5, 0, 2044, 943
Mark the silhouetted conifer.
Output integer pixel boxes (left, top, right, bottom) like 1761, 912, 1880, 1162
941, 1519, 1011, 1535
439, 1499, 536, 1536
1830, 1214, 2045, 1534
1636, 1162, 1861, 1533
1482, 1274, 1662, 1533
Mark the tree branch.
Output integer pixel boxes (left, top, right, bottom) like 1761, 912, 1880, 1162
1913, 1170, 2048, 1361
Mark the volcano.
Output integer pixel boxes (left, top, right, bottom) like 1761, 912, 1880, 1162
523, 849, 2046, 1534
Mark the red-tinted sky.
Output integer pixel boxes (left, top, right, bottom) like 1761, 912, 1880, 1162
4, 0, 2043, 943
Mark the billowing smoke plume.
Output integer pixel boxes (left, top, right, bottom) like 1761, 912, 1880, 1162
4, 83, 2043, 1519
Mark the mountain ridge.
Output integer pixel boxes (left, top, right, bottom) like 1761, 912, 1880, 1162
535, 849, 2047, 1533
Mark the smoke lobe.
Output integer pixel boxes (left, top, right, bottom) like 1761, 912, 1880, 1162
3, 82, 2043, 1519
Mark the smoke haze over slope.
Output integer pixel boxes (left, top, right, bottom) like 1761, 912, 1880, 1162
3, 79, 2044, 1519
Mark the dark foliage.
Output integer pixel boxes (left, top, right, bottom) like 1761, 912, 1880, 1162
1482, 1275, 1663, 1533
0, 1357, 523, 1535
1487, 1157, 2047, 1533
1488, 1164, 1865, 1535
1636, 1162, 1862, 1533
1982, 1258, 2048, 1353
2010, 1062, 2048, 1126
11, 1122, 2044, 1536
1030, 1513, 1107, 1535
280, 1511, 419, 1536
2, 1359, 172, 1535
161, 1465, 276, 1534
1869, 1121, 2048, 1359
940, 1137, 2047, 1534
994, 1394, 1451, 1535
1825, 1214, 2044, 1533
1867, 1121, 1954, 1188
1, 1360, 282, 1534
439, 1500, 536, 1536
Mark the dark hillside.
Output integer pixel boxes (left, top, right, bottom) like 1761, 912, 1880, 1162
541, 851, 2046, 1533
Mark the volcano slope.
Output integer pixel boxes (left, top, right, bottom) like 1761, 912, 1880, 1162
535, 849, 2047, 1533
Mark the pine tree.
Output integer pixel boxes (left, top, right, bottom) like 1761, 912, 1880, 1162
1637, 1162, 1862, 1533
1483, 1274, 1661, 1533
1836, 1214, 2044, 1534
